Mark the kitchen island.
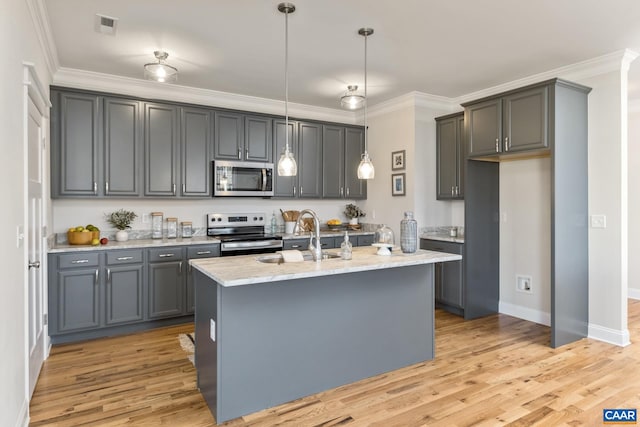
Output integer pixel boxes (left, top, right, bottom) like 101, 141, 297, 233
190, 246, 461, 423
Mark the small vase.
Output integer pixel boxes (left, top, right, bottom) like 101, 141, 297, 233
349, 218, 358, 225
115, 230, 129, 242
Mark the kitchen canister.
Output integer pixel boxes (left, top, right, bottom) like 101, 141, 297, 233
167, 217, 178, 239
400, 211, 418, 253
181, 221, 193, 238
151, 212, 163, 239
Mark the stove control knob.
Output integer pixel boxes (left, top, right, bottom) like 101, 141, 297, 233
217, 218, 222, 222
259, 216, 263, 221
253, 216, 258, 221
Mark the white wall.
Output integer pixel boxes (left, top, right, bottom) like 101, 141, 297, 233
629, 105, 640, 299
1, 0, 52, 425
499, 158, 551, 325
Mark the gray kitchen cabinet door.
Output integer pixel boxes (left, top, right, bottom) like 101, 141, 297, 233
51, 90, 100, 197
245, 115, 272, 162
319, 236, 337, 249
456, 115, 465, 198
283, 238, 307, 250
53, 268, 101, 333
105, 265, 144, 325
322, 125, 345, 198
466, 98, 501, 157
181, 107, 213, 197
344, 127, 366, 199
503, 86, 548, 153
356, 234, 374, 247
436, 115, 459, 199
144, 103, 179, 196
103, 97, 141, 197
298, 122, 323, 198
214, 111, 244, 160
273, 119, 299, 197
440, 259, 463, 308
148, 260, 184, 319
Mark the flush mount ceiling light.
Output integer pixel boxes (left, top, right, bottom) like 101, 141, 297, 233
341, 85, 365, 110
277, 2, 297, 177
357, 28, 375, 180
144, 50, 178, 83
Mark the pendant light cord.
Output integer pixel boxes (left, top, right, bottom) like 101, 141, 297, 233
284, 8, 290, 152
364, 31, 368, 155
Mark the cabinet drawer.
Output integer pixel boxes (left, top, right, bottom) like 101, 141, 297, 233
187, 244, 221, 259
320, 237, 337, 249
148, 247, 184, 262
106, 250, 143, 265
420, 239, 463, 255
283, 239, 308, 250
356, 234, 374, 247
57, 252, 100, 269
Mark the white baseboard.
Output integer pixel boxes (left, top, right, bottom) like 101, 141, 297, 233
588, 323, 631, 347
628, 288, 640, 300
499, 301, 551, 326
14, 398, 29, 427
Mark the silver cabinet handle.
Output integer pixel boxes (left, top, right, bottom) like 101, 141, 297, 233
71, 259, 89, 264
505, 136, 509, 152
172, 183, 176, 195
106, 268, 111, 284
346, 187, 350, 197
105, 181, 109, 195
340, 187, 344, 196
116, 256, 133, 261
93, 182, 97, 195
495, 138, 499, 153
179, 261, 183, 273
451, 186, 455, 196
159, 253, 175, 258
300, 186, 303, 196
293, 186, 296, 197
238, 148, 242, 159
28, 261, 40, 269
245, 148, 249, 158
196, 250, 211, 255
182, 183, 186, 194
290, 244, 302, 249
94, 269, 99, 286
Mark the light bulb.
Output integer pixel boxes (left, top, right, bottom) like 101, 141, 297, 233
278, 148, 297, 176
156, 67, 167, 78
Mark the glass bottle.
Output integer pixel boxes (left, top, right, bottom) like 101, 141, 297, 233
151, 212, 163, 239
167, 217, 178, 239
181, 221, 193, 238
400, 211, 418, 253
340, 231, 352, 260
270, 211, 278, 234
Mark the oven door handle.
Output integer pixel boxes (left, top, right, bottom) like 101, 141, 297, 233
221, 240, 283, 251
261, 168, 267, 192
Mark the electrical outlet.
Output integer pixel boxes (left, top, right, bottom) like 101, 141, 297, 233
590, 214, 606, 228
142, 213, 150, 224
516, 275, 533, 294
371, 209, 376, 219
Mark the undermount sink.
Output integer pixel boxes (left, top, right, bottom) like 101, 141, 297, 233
257, 251, 341, 264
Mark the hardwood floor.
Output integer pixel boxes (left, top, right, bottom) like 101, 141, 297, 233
30, 300, 640, 426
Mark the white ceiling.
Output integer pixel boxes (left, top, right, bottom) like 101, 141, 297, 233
45, 0, 640, 108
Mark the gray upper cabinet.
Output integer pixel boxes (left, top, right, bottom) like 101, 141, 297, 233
298, 122, 323, 198
344, 127, 366, 199
214, 112, 244, 160
273, 119, 299, 197
181, 107, 213, 197
436, 112, 464, 200
466, 85, 549, 158
244, 115, 272, 162
103, 97, 141, 197
322, 125, 345, 198
51, 90, 100, 197
144, 102, 179, 196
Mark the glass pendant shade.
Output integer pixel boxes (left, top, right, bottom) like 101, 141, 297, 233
357, 152, 375, 179
341, 85, 365, 110
144, 51, 178, 83
277, 147, 297, 176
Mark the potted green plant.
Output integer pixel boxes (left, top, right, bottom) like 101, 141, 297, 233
105, 209, 137, 242
344, 203, 365, 225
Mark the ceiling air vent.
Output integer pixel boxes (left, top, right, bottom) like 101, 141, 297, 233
95, 14, 118, 35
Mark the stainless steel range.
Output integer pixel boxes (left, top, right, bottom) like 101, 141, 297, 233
207, 212, 283, 256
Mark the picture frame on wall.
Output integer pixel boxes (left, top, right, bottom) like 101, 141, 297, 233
391, 173, 406, 196
391, 150, 405, 171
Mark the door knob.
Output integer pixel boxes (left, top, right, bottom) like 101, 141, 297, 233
28, 261, 40, 269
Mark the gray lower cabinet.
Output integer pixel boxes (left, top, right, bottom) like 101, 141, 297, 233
466, 85, 548, 158
105, 250, 144, 325
283, 234, 373, 251
147, 247, 185, 319
436, 112, 464, 199
420, 239, 464, 316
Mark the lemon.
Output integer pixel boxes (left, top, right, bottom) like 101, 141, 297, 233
81, 229, 90, 233
75, 226, 84, 232
68, 227, 75, 233
91, 238, 100, 246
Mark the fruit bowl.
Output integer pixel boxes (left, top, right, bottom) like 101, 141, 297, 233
67, 231, 95, 245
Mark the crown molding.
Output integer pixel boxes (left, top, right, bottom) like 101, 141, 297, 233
455, 49, 639, 105
53, 67, 357, 125
26, 0, 59, 79
365, 91, 456, 120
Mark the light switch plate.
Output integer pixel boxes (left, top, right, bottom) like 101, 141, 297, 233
590, 214, 606, 228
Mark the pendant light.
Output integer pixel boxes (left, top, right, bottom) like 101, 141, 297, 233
357, 28, 375, 180
277, 3, 297, 177
341, 85, 365, 110
144, 51, 178, 83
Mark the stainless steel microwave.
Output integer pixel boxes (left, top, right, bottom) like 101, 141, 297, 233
213, 161, 274, 197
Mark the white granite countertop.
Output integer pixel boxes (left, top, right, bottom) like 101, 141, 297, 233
48, 236, 221, 253
190, 246, 462, 287
420, 233, 465, 244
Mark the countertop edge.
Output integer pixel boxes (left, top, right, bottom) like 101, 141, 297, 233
420, 234, 465, 244
49, 237, 221, 253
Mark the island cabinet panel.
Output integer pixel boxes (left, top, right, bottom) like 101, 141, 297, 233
147, 247, 185, 319
180, 107, 213, 197
50, 90, 100, 197
194, 264, 435, 423
186, 244, 221, 314
272, 119, 299, 197
144, 103, 179, 196
436, 112, 464, 199
103, 97, 141, 196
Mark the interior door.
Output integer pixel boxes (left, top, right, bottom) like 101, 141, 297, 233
27, 93, 47, 397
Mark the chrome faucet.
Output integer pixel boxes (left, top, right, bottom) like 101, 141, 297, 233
296, 209, 322, 261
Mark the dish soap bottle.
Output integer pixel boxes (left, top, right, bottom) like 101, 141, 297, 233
340, 231, 352, 260
270, 211, 278, 234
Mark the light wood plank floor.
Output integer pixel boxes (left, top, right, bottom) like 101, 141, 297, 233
30, 300, 640, 426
